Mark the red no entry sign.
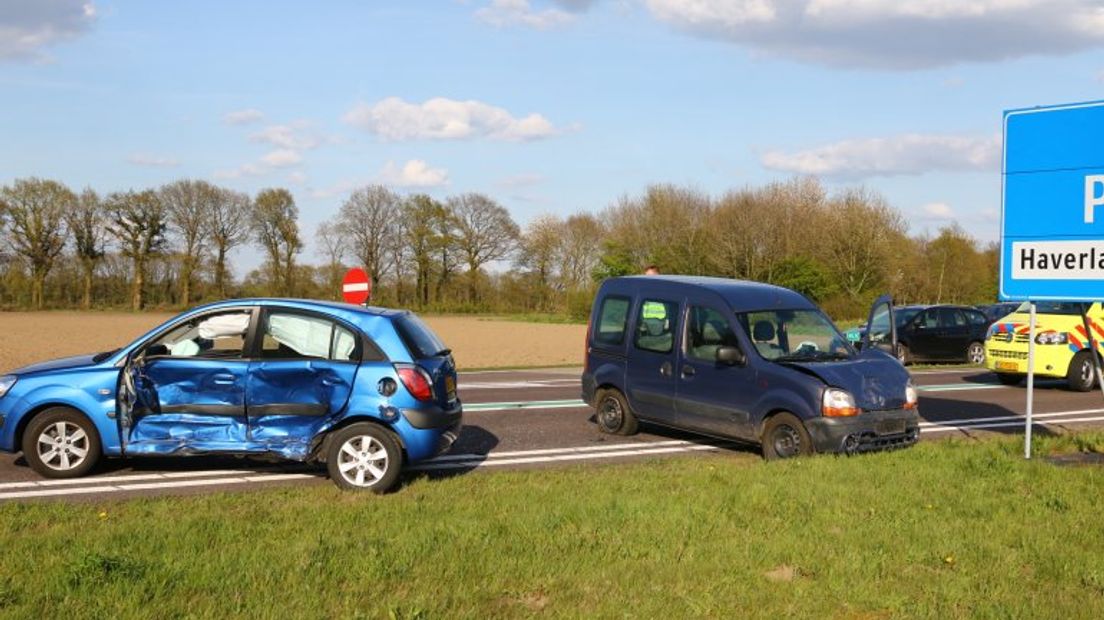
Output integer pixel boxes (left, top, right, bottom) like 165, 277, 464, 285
342, 268, 372, 304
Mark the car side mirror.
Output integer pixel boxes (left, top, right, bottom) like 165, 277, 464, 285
146, 344, 169, 358
716, 345, 746, 366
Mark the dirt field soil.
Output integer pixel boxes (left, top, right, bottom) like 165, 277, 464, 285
0, 312, 585, 372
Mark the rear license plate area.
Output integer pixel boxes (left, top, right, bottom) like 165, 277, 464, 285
874, 419, 906, 435
996, 361, 1019, 371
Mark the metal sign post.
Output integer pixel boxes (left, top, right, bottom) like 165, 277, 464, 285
1025, 302, 1036, 459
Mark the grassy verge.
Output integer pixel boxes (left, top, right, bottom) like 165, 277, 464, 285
3, 435, 1104, 618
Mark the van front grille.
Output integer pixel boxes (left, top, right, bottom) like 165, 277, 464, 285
989, 349, 1028, 360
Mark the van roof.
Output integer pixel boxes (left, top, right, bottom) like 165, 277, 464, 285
604, 275, 817, 312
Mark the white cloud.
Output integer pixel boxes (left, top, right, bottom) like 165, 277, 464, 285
921, 202, 955, 220
212, 163, 266, 180
343, 96, 559, 142
250, 122, 324, 150
0, 0, 97, 62
645, 0, 1104, 69
126, 153, 179, 167
223, 108, 264, 125
260, 149, 302, 168
498, 172, 545, 188
761, 133, 999, 179
287, 171, 307, 186
378, 160, 450, 188
476, 0, 576, 29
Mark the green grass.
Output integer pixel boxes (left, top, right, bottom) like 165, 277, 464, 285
3, 435, 1104, 618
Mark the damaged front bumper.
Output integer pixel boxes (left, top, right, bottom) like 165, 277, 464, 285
805, 408, 919, 455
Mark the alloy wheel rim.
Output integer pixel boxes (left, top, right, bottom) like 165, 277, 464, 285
598, 397, 623, 430
37, 422, 89, 471
968, 344, 985, 364
772, 425, 801, 458
337, 435, 389, 487
1082, 360, 1094, 385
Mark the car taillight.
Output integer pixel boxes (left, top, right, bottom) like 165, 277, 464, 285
395, 364, 433, 401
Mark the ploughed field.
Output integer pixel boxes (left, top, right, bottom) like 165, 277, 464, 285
0, 312, 587, 371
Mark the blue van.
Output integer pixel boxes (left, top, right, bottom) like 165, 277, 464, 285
0, 299, 461, 492
582, 277, 919, 458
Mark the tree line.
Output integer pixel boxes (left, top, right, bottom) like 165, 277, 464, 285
0, 176, 997, 319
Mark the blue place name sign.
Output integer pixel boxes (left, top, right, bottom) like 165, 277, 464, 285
1001, 100, 1104, 301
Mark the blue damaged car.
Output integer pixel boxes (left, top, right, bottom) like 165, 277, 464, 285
582, 277, 919, 458
0, 299, 462, 492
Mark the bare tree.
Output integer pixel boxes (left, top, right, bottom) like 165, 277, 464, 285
516, 214, 563, 309
449, 193, 520, 301
337, 185, 400, 291
67, 189, 107, 309
105, 190, 167, 311
0, 178, 74, 309
314, 219, 346, 300
161, 179, 219, 305
558, 213, 604, 290
206, 188, 251, 298
251, 188, 302, 297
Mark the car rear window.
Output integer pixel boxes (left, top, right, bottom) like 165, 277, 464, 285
394, 313, 448, 359
594, 296, 630, 345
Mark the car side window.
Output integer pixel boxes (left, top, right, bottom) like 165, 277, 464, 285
919, 310, 939, 329
262, 312, 360, 362
634, 299, 678, 354
967, 310, 987, 326
937, 308, 965, 327
685, 306, 740, 362
150, 310, 252, 359
594, 296, 631, 346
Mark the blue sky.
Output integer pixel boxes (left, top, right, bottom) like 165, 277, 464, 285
3, 0, 1104, 268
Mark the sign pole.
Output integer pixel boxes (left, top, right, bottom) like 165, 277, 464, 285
1025, 301, 1036, 459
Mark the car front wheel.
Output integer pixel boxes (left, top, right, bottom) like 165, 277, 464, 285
326, 423, 403, 493
967, 342, 986, 365
1067, 351, 1098, 392
595, 389, 638, 436
761, 412, 814, 460
22, 407, 102, 478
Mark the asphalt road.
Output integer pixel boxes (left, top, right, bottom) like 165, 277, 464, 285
3, 366, 1103, 502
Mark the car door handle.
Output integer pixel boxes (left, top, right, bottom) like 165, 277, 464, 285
660, 361, 673, 377
681, 365, 696, 378
321, 377, 343, 386
212, 374, 237, 385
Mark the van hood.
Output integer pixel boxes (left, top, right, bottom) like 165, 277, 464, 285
8, 353, 102, 376
785, 351, 910, 411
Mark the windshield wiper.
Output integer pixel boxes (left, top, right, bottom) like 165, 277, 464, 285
775, 350, 851, 363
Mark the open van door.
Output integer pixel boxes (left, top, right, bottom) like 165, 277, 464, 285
863, 294, 897, 358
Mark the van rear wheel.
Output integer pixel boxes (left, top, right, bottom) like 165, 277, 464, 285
595, 389, 638, 436
761, 412, 814, 460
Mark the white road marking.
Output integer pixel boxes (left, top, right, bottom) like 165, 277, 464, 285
460, 379, 580, 390
429, 439, 696, 462
0, 469, 251, 490
410, 444, 723, 471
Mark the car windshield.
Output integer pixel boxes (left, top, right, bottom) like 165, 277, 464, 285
736, 308, 854, 362
1015, 301, 1087, 315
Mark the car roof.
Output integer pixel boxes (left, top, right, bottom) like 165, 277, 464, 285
604, 275, 817, 312
189, 297, 406, 317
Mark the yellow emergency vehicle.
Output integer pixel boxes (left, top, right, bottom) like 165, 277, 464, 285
985, 302, 1104, 391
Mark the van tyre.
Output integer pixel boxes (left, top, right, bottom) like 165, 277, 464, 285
761, 412, 814, 460
22, 407, 102, 479
595, 389, 638, 436
1067, 351, 1097, 392
326, 423, 402, 493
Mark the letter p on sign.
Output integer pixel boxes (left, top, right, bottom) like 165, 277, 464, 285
1086, 175, 1104, 224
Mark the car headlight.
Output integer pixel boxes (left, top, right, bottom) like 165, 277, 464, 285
905, 381, 918, 410
822, 387, 859, 417
1034, 331, 1068, 345
0, 375, 16, 398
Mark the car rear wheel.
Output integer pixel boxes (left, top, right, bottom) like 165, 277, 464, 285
761, 412, 814, 460
1067, 351, 1098, 392
22, 407, 102, 479
895, 343, 911, 365
967, 341, 986, 365
595, 389, 638, 436
996, 373, 1023, 386
326, 423, 402, 493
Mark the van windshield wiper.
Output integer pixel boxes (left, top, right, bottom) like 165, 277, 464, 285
774, 350, 851, 363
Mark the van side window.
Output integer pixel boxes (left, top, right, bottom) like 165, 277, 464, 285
594, 296, 631, 345
634, 299, 678, 354
686, 306, 740, 361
